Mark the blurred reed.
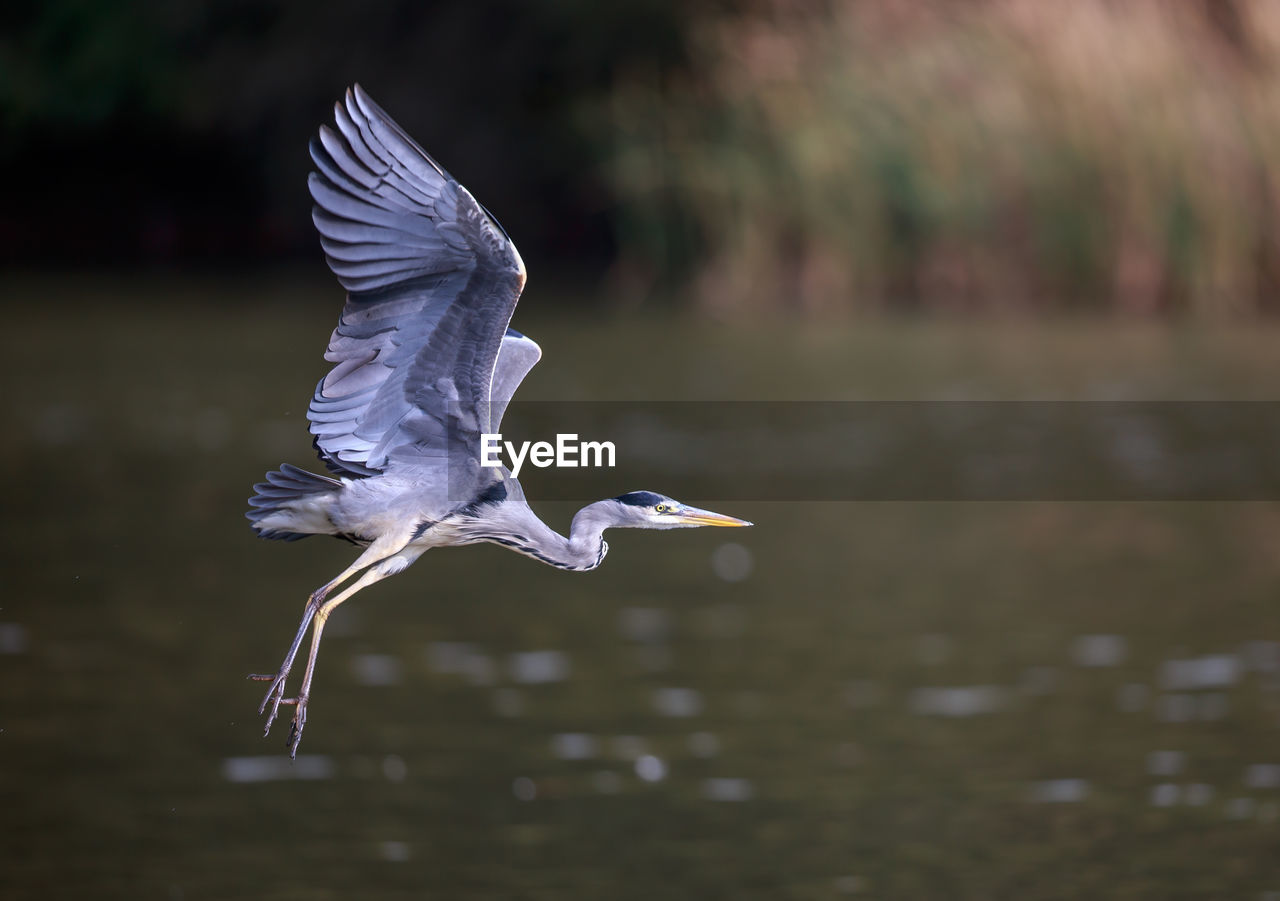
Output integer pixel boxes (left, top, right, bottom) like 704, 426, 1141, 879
603, 0, 1280, 316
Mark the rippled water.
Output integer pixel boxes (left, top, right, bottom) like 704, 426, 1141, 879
4, 274, 1280, 899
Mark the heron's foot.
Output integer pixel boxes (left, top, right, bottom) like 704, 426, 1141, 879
248, 667, 293, 736
285, 695, 308, 758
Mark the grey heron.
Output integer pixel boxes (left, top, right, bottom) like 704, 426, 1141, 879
246, 86, 751, 756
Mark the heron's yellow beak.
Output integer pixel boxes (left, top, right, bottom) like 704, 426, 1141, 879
672, 505, 753, 527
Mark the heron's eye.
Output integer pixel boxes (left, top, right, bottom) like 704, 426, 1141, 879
654, 504, 668, 513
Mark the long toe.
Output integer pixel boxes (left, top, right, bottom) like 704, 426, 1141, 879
262, 703, 282, 736
256, 671, 289, 715
286, 699, 308, 758
256, 670, 294, 738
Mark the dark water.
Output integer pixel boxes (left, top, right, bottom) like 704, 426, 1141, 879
4, 274, 1280, 899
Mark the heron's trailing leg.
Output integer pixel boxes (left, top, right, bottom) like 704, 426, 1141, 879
250, 544, 397, 735
249, 589, 321, 733
279, 565, 396, 757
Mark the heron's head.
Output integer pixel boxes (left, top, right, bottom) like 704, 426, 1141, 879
608, 491, 752, 530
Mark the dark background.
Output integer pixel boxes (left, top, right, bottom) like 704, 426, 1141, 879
1, 0, 699, 278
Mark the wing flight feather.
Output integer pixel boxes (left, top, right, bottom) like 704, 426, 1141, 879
305, 85, 535, 480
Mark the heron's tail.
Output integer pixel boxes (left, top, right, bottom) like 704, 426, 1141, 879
246, 464, 342, 541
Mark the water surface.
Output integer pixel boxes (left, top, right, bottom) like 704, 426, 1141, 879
3, 274, 1280, 899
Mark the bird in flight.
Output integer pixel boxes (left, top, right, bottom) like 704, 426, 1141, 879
247, 86, 751, 756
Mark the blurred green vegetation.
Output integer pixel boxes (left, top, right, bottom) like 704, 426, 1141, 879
605, 0, 1280, 316
7, 1, 1280, 316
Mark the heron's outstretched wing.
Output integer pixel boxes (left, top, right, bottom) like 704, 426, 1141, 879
306, 85, 528, 477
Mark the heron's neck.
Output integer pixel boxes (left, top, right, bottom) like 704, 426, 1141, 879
489, 500, 611, 572
564, 500, 615, 570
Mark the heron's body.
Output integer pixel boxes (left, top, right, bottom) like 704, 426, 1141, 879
247, 86, 749, 756
256, 466, 610, 570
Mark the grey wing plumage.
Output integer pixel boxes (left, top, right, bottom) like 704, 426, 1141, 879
306, 84, 531, 478
489, 328, 542, 434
